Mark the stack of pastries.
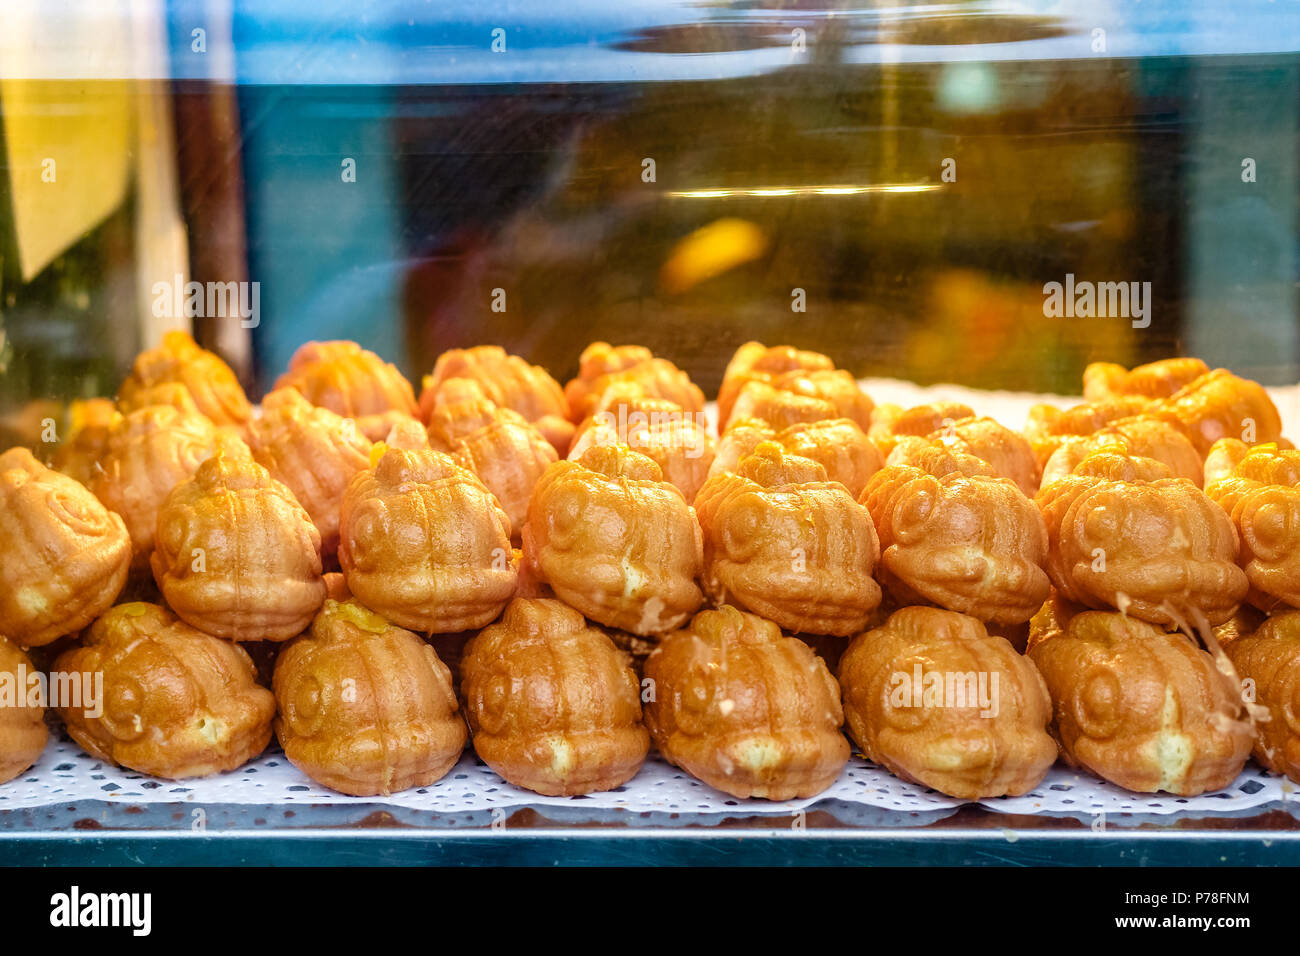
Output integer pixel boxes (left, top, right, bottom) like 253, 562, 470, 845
2, 334, 1298, 814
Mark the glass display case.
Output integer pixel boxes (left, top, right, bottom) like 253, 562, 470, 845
2, 0, 1299, 867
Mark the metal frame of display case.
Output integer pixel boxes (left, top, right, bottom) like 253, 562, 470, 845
5, 798, 1300, 866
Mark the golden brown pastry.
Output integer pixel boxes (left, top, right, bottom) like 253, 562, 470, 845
884, 435, 999, 479
1036, 449, 1247, 627
50, 398, 120, 487
273, 340, 419, 442
861, 458, 1049, 625
244, 387, 373, 561
523, 444, 702, 635
425, 382, 557, 539
1151, 368, 1283, 455
1024, 394, 1153, 467
339, 445, 517, 633
568, 390, 714, 503
0, 448, 130, 647
696, 442, 881, 636
92, 404, 249, 570
726, 380, 839, 432
54, 602, 275, 778
716, 341, 834, 428
923, 416, 1040, 497
868, 401, 975, 459
0, 636, 48, 783
273, 599, 466, 796
1083, 357, 1210, 402
1205, 442, 1300, 611
711, 417, 882, 499
116, 330, 252, 428
461, 598, 648, 795
152, 454, 326, 641
643, 605, 848, 800
838, 606, 1057, 799
1040, 415, 1204, 487
1028, 609, 1253, 795
563, 342, 705, 423
421, 345, 573, 454
1222, 610, 1300, 783
763, 368, 873, 431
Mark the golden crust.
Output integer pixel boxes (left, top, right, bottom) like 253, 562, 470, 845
273, 340, 419, 442
726, 380, 840, 432
1036, 450, 1247, 627
563, 342, 705, 423
1205, 442, 1300, 611
50, 398, 121, 487
0, 448, 130, 647
0, 636, 48, 783
644, 605, 849, 800
712, 417, 882, 499
152, 454, 326, 642
716, 341, 834, 428
869, 401, 975, 459
838, 606, 1056, 799
339, 446, 517, 633
861, 461, 1049, 625
117, 330, 251, 428
696, 442, 882, 636
461, 598, 648, 796
1083, 357, 1210, 402
1223, 610, 1300, 783
54, 602, 275, 778
924, 416, 1039, 496
522, 444, 703, 635
1024, 395, 1153, 468
245, 388, 373, 561
1151, 368, 1283, 455
426, 386, 558, 539
1040, 415, 1204, 488
92, 404, 249, 570
273, 599, 466, 796
1028, 610, 1253, 795
421, 345, 573, 455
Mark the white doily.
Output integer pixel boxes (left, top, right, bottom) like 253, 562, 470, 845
1, 731, 1293, 819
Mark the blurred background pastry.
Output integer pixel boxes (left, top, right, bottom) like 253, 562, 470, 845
711, 417, 880, 499
1028, 609, 1254, 795
523, 443, 702, 635
563, 342, 705, 424
421, 345, 573, 456
54, 603, 275, 778
274, 340, 419, 442
716, 341, 834, 430
116, 330, 251, 430
696, 441, 881, 636
244, 388, 373, 564
460, 597, 648, 795
92, 403, 249, 571
273, 599, 466, 796
644, 605, 848, 800
1083, 357, 1210, 403
838, 606, 1056, 799
425, 382, 558, 539
0, 448, 130, 647
152, 454, 326, 641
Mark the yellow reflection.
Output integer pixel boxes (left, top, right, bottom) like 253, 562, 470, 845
660, 218, 769, 295
668, 184, 941, 199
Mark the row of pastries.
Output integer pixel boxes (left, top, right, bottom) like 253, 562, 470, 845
0, 332, 1298, 804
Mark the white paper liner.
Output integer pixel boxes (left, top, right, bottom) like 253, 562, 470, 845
1, 732, 1294, 818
